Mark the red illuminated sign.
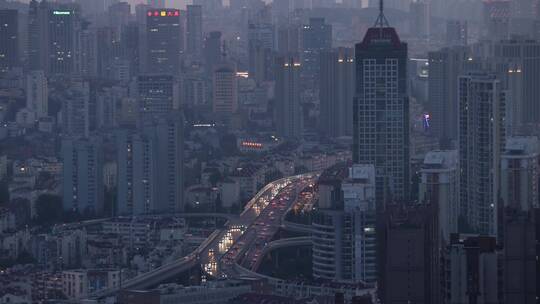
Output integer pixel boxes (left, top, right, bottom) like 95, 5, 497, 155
241, 142, 263, 149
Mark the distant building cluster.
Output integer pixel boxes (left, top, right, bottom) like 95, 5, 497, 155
0, 0, 540, 303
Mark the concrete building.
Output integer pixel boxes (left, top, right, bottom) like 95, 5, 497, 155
419, 150, 459, 243
145, 8, 182, 75
212, 65, 238, 115
378, 204, 435, 304
427, 46, 469, 147
446, 19, 468, 46
409, 1, 430, 40
446, 235, 499, 304
274, 55, 303, 139
61, 82, 90, 138
186, 5, 203, 55
501, 208, 538, 304
312, 164, 377, 284
301, 17, 332, 79
0, 9, 19, 70
116, 112, 184, 215
62, 269, 120, 300
46, 6, 81, 74
136, 75, 180, 121
117, 280, 252, 304
61, 136, 104, 216
353, 21, 410, 205
483, 0, 510, 40
319, 47, 354, 138
204, 31, 222, 76
458, 72, 505, 235
26, 70, 48, 119
501, 136, 540, 211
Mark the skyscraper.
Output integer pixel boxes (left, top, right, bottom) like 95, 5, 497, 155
145, 8, 182, 75
301, 17, 332, 79
312, 164, 377, 284
136, 75, 180, 121
319, 47, 355, 138
204, 31, 222, 75
501, 136, 540, 211
62, 82, 90, 138
274, 55, 303, 139
446, 19, 468, 46
353, 5, 410, 204
147, 0, 166, 8
62, 136, 104, 216
117, 112, 184, 215
489, 38, 540, 130
0, 9, 19, 70
28, 0, 49, 71
186, 5, 203, 55
483, 0, 510, 40
409, 0, 430, 40
427, 46, 469, 147
47, 6, 81, 75
458, 72, 505, 235
212, 65, 238, 115
26, 70, 48, 119
419, 150, 459, 243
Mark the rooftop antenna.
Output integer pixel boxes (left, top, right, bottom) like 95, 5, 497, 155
374, 0, 389, 31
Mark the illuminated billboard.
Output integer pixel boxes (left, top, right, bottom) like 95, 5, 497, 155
53, 10, 71, 15
147, 10, 180, 17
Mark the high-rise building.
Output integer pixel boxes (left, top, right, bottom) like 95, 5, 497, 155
319, 47, 354, 138
483, 0, 510, 40
186, 5, 203, 55
501, 208, 538, 304
419, 150, 459, 244
301, 17, 332, 79
62, 136, 104, 216
47, 6, 81, 75
28, 0, 49, 71
248, 22, 275, 83
0, 9, 19, 70
446, 235, 499, 303
204, 31, 222, 75
274, 55, 303, 139
277, 24, 300, 55
62, 82, 90, 138
312, 164, 377, 284
26, 70, 48, 119
145, 8, 182, 75
446, 19, 468, 46
501, 136, 540, 211
409, 0, 430, 39
147, 0, 166, 8
342, 164, 377, 283
136, 75, 180, 121
353, 8, 410, 204
212, 64, 238, 114
458, 72, 505, 235
378, 204, 435, 304
489, 38, 540, 130
116, 112, 184, 215
108, 2, 131, 40
28, 2, 82, 75
427, 46, 469, 147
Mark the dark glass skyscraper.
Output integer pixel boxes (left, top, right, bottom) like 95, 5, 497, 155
353, 8, 410, 204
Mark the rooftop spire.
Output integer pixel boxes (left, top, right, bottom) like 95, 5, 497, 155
374, 0, 389, 28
